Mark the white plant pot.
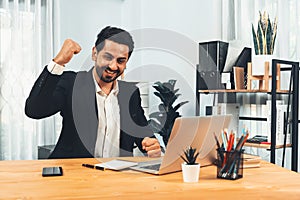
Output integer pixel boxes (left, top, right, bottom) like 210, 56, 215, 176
251, 54, 275, 75
181, 163, 200, 183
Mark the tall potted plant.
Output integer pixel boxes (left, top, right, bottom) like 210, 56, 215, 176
148, 80, 189, 147
251, 11, 278, 75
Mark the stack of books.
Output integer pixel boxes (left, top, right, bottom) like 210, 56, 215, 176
243, 154, 261, 168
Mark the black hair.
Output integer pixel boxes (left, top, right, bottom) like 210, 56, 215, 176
95, 26, 134, 59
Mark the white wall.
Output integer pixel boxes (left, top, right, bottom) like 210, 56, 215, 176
53, 0, 124, 71
122, 0, 222, 116
53, 0, 223, 117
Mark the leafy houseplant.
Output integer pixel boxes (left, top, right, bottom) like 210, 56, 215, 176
252, 11, 278, 55
180, 146, 200, 165
148, 80, 189, 147
180, 146, 200, 183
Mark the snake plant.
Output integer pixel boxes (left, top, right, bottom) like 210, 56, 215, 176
252, 11, 277, 55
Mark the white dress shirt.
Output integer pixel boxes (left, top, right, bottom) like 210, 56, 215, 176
47, 61, 121, 158
93, 75, 120, 158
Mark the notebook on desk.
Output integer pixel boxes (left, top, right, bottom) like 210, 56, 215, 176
130, 115, 232, 175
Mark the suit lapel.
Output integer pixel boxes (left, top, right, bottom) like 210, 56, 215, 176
72, 68, 98, 156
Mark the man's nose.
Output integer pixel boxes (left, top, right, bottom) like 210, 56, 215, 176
108, 59, 118, 70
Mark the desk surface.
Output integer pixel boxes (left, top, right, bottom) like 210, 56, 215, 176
1, 157, 300, 199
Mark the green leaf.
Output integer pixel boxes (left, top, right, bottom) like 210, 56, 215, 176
162, 82, 173, 91
154, 92, 166, 104
174, 101, 189, 111
181, 146, 199, 164
173, 88, 180, 95
168, 94, 179, 107
180, 155, 189, 164
153, 81, 163, 86
266, 17, 272, 54
271, 17, 277, 54
271, 33, 277, 54
153, 85, 167, 94
257, 23, 264, 54
168, 79, 177, 90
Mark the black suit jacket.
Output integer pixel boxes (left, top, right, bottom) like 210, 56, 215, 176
25, 66, 153, 158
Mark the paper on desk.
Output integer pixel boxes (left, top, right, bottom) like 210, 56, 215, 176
95, 159, 138, 170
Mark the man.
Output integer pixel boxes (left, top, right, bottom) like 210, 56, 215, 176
25, 26, 161, 158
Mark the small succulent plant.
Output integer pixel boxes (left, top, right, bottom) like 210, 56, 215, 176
252, 11, 277, 55
180, 146, 199, 165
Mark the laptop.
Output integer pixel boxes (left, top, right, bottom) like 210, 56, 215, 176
130, 115, 232, 175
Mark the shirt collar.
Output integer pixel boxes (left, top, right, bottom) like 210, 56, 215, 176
92, 71, 119, 96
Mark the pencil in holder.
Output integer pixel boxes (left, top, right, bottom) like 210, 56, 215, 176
216, 148, 244, 180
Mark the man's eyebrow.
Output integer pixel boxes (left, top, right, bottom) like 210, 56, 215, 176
103, 52, 113, 57
103, 52, 127, 60
117, 57, 127, 60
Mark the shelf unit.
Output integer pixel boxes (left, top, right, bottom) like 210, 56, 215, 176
196, 59, 299, 172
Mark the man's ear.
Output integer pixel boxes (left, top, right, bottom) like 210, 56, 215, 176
92, 47, 97, 61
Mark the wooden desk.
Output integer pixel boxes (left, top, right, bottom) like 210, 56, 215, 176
1, 157, 300, 199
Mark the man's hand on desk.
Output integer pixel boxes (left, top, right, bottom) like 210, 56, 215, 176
142, 137, 161, 158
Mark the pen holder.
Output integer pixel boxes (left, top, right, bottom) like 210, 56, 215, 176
216, 149, 244, 180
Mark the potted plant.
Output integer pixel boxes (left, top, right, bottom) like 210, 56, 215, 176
251, 11, 278, 75
148, 80, 189, 148
180, 146, 200, 183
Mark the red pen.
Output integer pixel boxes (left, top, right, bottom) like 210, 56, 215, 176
227, 133, 234, 152
223, 132, 234, 167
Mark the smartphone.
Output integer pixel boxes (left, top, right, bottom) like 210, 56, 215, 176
42, 166, 63, 177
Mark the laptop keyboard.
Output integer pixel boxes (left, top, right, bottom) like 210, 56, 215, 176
140, 164, 161, 171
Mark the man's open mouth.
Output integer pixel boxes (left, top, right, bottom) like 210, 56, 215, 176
105, 69, 117, 74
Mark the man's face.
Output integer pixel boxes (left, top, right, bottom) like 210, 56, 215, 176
92, 39, 129, 83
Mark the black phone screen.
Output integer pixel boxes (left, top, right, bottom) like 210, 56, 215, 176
42, 166, 63, 177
